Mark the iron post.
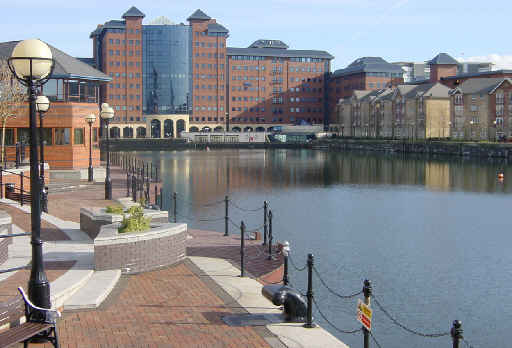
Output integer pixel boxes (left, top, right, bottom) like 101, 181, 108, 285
268, 210, 273, 260
282, 241, 289, 286
263, 201, 268, 245
240, 221, 245, 277
363, 279, 372, 348
104, 118, 112, 200
224, 195, 229, 236
173, 192, 177, 223
451, 320, 463, 348
304, 253, 315, 328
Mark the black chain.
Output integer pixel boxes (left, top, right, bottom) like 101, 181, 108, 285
312, 266, 363, 299
288, 254, 307, 272
230, 200, 264, 212
373, 297, 450, 338
312, 297, 363, 335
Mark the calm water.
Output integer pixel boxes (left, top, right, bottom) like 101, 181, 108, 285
135, 149, 512, 348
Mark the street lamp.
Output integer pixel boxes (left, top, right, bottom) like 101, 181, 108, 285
8, 39, 54, 309
35, 95, 49, 213
86, 113, 96, 182
100, 103, 114, 199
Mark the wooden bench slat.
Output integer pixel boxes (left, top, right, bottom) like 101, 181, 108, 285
0, 322, 52, 348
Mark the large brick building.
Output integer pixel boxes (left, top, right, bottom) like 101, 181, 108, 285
0, 41, 108, 170
89, 7, 333, 136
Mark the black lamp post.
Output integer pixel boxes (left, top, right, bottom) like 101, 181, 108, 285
225, 112, 229, 132
86, 113, 96, 182
35, 95, 49, 213
8, 38, 54, 309
100, 103, 114, 199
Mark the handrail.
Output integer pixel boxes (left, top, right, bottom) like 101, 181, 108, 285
1, 183, 32, 195
0, 233, 30, 239
0, 266, 27, 275
0, 168, 31, 180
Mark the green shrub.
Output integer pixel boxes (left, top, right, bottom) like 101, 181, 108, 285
118, 205, 151, 234
105, 205, 124, 214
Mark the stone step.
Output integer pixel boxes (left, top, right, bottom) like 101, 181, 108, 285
63, 269, 121, 311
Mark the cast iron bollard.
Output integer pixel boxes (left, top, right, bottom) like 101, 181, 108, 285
268, 210, 273, 260
20, 172, 24, 206
154, 185, 158, 206
131, 175, 137, 202
451, 320, 463, 348
363, 279, 372, 348
224, 195, 229, 236
173, 192, 177, 223
240, 221, 245, 277
304, 253, 315, 328
282, 241, 290, 286
160, 188, 163, 210
263, 201, 268, 245
263, 285, 307, 322
126, 173, 130, 197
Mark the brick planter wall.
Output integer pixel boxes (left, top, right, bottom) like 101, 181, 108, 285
80, 207, 169, 240
0, 210, 12, 264
94, 222, 187, 274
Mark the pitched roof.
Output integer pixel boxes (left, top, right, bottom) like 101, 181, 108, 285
451, 77, 511, 95
207, 23, 228, 34
90, 20, 126, 37
333, 57, 403, 77
187, 9, 211, 21
249, 40, 288, 49
0, 41, 110, 82
227, 47, 333, 60
122, 6, 145, 19
427, 53, 458, 65
403, 82, 450, 98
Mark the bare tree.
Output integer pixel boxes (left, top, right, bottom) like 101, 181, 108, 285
0, 60, 25, 166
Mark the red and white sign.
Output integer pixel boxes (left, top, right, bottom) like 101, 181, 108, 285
357, 299, 372, 331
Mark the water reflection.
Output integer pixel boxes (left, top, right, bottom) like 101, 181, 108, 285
142, 150, 511, 208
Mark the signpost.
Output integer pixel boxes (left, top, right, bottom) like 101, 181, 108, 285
357, 298, 372, 331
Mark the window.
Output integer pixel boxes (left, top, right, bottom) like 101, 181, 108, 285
55, 128, 71, 145
0, 128, 14, 145
74, 128, 84, 144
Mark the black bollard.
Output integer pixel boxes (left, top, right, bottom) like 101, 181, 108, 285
451, 320, 463, 348
240, 221, 245, 277
268, 210, 273, 260
282, 241, 290, 285
132, 175, 137, 202
173, 192, 177, 223
363, 279, 372, 348
160, 188, 163, 210
304, 253, 315, 328
263, 201, 268, 245
154, 185, 158, 207
224, 195, 229, 236
126, 173, 130, 197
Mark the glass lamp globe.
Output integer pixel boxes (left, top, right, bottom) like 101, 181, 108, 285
10, 39, 53, 80
35, 95, 50, 113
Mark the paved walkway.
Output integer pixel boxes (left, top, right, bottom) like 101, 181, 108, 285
0, 165, 289, 348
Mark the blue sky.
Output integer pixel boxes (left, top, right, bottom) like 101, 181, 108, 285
1, 0, 511, 71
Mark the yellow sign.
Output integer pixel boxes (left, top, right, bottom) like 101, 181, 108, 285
357, 299, 372, 331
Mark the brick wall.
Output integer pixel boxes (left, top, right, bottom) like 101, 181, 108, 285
94, 223, 187, 274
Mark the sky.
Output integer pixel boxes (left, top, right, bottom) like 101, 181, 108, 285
1, 0, 511, 71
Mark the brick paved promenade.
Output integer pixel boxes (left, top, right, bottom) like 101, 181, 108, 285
0, 165, 285, 347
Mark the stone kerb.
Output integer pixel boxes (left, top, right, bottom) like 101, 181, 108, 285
0, 210, 13, 265
80, 207, 169, 240
94, 222, 187, 274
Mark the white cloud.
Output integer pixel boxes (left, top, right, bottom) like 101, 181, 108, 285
457, 54, 512, 70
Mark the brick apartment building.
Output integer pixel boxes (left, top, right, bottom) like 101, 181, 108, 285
0, 41, 107, 169
89, 7, 333, 137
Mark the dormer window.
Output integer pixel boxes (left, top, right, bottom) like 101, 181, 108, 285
454, 94, 463, 105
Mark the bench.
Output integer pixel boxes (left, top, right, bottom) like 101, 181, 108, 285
0, 287, 60, 348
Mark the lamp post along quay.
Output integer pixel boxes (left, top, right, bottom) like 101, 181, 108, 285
100, 103, 114, 200
8, 39, 54, 309
86, 113, 96, 182
36, 95, 50, 213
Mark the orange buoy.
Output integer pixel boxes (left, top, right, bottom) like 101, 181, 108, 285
497, 173, 504, 180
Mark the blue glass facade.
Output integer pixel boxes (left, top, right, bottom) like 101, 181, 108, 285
142, 24, 191, 114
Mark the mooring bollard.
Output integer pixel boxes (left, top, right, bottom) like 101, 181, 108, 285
304, 253, 315, 328
224, 195, 229, 236
240, 221, 245, 277
282, 241, 290, 286
451, 320, 463, 348
173, 192, 177, 223
363, 279, 372, 348
268, 210, 273, 260
263, 201, 268, 245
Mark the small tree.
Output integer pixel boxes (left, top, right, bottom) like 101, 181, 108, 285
0, 60, 25, 166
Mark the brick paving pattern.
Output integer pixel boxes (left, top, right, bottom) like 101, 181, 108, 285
41, 262, 271, 348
